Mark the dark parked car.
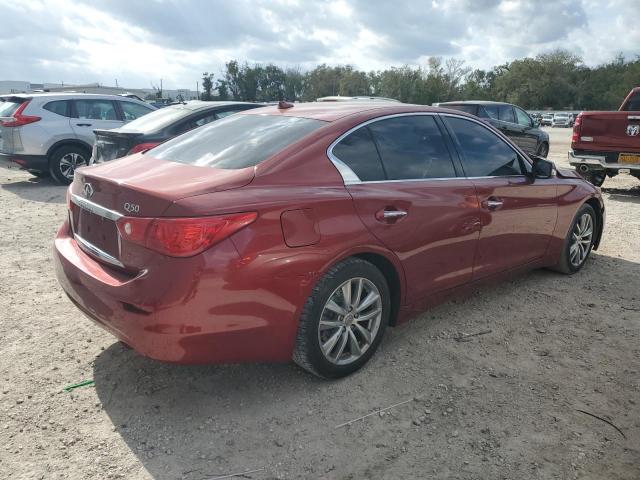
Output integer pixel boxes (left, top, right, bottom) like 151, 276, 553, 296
92, 101, 262, 162
439, 101, 550, 157
55, 102, 603, 378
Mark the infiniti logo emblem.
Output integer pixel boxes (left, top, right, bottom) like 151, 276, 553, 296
83, 183, 94, 198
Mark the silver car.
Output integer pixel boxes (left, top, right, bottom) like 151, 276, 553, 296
0, 93, 155, 184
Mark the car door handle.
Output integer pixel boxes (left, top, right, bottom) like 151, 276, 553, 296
76, 123, 92, 127
482, 198, 503, 210
375, 208, 408, 223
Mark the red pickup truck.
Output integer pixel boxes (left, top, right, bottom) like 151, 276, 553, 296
569, 87, 640, 186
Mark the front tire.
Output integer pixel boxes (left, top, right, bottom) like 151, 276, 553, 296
555, 204, 597, 274
49, 145, 90, 185
293, 258, 390, 378
536, 142, 549, 158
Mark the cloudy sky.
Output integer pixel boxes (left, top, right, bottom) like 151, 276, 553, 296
1, 0, 638, 90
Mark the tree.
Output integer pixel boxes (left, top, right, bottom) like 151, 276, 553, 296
201, 72, 214, 100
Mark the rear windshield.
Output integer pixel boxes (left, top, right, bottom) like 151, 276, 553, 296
623, 92, 640, 111
0, 99, 24, 117
442, 104, 478, 115
118, 105, 194, 133
150, 114, 326, 169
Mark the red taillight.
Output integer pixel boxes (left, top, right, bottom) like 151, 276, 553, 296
127, 142, 160, 155
0, 101, 41, 127
571, 113, 582, 144
116, 212, 257, 257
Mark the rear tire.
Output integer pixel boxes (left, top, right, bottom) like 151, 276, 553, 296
49, 145, 90, 185
293, 258, 390, 378
579, 170, 606, 187
554, 204, 597, 274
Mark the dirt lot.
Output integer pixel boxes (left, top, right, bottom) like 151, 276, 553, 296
1, 127, 639, 480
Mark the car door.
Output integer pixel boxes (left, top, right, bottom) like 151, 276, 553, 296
71, 99, 123, 145
513, 106, 540, 154
442, 114, 558, 280
329, 114, 481, 304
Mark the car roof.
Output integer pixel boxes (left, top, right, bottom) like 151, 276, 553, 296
439, 100, 511, 106
241, 101, 460, 122
0, 92, 147, 101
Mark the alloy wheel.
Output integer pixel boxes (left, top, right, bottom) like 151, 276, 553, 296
59, 152, 87, 180
569, 213, 593, 267
318, 277, 383, 365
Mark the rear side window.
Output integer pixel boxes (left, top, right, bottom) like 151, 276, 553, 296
443, 104, 478, 115
151, 114, 325, 169
43, 100, 71, 117
444, 116, 524, 177
368, 116, 456, 180
331, 127, 386, 181
498, 105, 515, 123
0, 100, 23, 117
514, 107, 532, 127
75, 100, 118, 120
120, 101, 153, 121
483, 105, 499, 119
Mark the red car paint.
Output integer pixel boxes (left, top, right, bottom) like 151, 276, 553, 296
54, 103, 604, 364
572, 87, 640, 154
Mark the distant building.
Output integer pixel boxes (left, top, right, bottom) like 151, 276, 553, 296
0, 80, 198, 101
0, 81, 31, 94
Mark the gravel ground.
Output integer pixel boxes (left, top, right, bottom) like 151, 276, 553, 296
1, 127, 639, 480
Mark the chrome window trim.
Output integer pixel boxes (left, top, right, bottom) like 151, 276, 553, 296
327, 111, 532, 185
71, 193, 122, 221
75, 234, 125, 268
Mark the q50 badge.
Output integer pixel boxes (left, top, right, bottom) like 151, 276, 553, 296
124, 202, 140, 213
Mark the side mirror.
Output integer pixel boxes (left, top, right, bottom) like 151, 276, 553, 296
531, 156, 554, 179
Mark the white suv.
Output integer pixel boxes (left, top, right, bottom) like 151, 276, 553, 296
0, 93, 155, 184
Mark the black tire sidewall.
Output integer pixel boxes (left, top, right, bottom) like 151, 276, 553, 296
562, 204, 596, 274
300, 259, 390, 378
49, 145, 90, 185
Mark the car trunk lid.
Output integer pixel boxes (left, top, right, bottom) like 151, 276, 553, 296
69, 155, 254, 269
92, 129, 145, 162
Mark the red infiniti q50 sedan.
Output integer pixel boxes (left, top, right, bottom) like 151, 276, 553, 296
53, 102, 604, 378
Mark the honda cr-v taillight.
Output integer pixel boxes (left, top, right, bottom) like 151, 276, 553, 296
127, 142, 160, 155
116, 212, 257, 257
0, 101, 41, 127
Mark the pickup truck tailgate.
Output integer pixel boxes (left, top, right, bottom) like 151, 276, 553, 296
578, 112, 640, 152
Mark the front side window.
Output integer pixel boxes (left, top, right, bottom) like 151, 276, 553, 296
151, 114, 325, 169
120, 101, 153, 121
331, 126, 386, 181
75, 100, 118, 121
367, 116, 456, 180
215, 110, 238, 119
443, 116, 525, 177
514, 107, 532, 127
498, 105, 515, 123
43, 100, 71, 117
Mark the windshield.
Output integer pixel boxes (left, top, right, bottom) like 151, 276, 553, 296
150, 113, 326, 169
118, 105, 194, 133
555, 113, 569, 118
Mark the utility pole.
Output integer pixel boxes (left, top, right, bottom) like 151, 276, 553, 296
115, 79, 118, 88
160, 78, 163, 98
196, 81, 199, 100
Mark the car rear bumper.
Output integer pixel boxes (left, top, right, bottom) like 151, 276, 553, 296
569, 150, 640, 171
53, 221, 298, 364
0, 152, 48, 171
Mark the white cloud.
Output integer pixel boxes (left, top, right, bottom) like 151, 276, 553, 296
0, 0, 636, 89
